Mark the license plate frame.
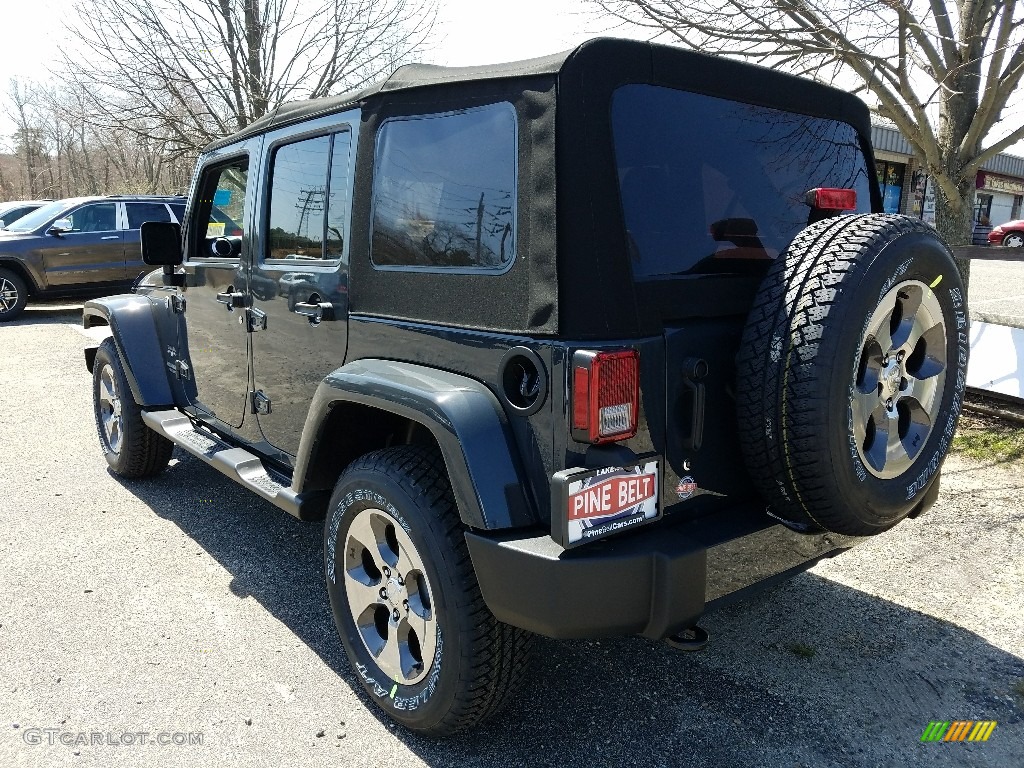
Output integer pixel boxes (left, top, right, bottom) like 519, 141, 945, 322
551, 458, 662, 549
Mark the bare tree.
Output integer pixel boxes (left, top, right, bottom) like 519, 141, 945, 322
62, 0, 436, 157
590, 0, 1024, 265
6, 79, 48, 198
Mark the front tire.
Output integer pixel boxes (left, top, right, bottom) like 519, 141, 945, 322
736, 215, 968, 535
324, 446, 531, 734
92, 338, 174, 477
0, 267, 28, 322
1003, 232, 1024, 248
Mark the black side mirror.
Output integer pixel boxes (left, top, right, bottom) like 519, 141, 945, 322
141, 221, 183, 266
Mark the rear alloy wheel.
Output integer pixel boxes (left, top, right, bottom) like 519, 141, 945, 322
737, 214, 968, 536
324, 446, 531, 734
0, 267, 28, 321
343, 505, 438, 687
1003, 232, 1024, 248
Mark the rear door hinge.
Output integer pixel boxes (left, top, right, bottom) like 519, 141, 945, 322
170, 294, 186, 314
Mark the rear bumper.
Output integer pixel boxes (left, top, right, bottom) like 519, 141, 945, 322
465, 504, 862, 640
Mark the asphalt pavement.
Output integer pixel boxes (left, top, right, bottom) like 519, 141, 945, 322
0, 300, 1021, 768
970, 257, 1024, 320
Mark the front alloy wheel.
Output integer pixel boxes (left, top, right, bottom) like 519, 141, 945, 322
0, 267, 28, 321
97, 363, 125, 455
1003, 232, 1024, 248
91, 338, 174, 477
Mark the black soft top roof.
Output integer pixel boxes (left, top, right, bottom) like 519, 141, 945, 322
203, 37, 871, 153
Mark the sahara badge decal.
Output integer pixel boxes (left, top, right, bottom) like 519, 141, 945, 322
550, 459, 661, 548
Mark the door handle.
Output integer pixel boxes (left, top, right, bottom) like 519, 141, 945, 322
215, 288, 246, 309
101, 235, 119, 240
294, 301, 336, 324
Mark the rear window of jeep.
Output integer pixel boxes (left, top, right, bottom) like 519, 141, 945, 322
612, 84, 873, 278
370, 103, 517, 272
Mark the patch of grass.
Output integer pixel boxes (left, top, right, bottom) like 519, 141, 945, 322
787, 642, 816, 659
951, 423, 1024, 462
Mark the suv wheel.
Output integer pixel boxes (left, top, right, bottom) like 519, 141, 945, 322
736, 215, 967, 535
0, 267, 28, 321
324, 445, 531, 734
92, 338, 175, 477
1003, 232, 1024, 248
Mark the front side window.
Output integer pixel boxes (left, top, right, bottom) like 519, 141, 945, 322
192, 157, 248, 258
371, 103, 517, 271
64, 203, 118, 233
126, 202, 172, 229
612, 85, 873, 278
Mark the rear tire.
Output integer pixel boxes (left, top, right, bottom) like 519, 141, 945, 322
92, 338, 174, 478
324, 445, 532, 734
736, 215, 967, 535
0, 267, 28, 322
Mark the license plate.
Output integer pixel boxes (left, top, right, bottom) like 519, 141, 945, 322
551, 459, 661, 548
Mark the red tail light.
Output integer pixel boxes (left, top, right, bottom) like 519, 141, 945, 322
805, 188, 857, 211
571, 349, 639, 444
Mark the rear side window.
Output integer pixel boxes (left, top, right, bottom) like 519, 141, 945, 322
265, 131, 351, 262
612, 85, 873, 278
371, 103, 517, 271
126, 202, 172, 229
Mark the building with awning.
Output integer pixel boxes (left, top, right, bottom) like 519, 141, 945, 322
870, 119, 1024, 227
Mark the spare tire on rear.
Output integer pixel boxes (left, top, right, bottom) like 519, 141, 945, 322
736, 214, 968, 536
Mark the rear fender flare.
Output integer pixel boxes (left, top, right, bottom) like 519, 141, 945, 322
296, 359, 534, 530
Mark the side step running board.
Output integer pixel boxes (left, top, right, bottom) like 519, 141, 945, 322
141, 409, 324, 520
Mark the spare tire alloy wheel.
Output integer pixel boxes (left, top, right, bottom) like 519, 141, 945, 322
0, 267, 28, 321
736, 215, 968, 536
852, 281, 946, 479
1003, 232, 1024, 248
324, 446, 530, 734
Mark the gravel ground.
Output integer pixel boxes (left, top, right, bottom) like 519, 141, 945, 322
0, 301, 1022, 767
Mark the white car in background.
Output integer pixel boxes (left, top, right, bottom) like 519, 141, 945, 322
0, 199, 51, 229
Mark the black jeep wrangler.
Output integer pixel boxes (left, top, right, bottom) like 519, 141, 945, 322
82, 38, 967, 734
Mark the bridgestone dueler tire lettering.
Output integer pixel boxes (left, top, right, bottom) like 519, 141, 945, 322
92, 338, 175, 478
323, 445, 532, 734
736, 214, 968, 536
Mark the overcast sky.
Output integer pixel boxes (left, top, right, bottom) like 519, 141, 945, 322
1, 0, 1021, 157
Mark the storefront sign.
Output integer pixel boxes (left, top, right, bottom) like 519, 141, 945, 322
977, 172, 1024, 196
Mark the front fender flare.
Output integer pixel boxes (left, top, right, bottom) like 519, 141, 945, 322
297, 359, 534, 530
83, 295, 175, 407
